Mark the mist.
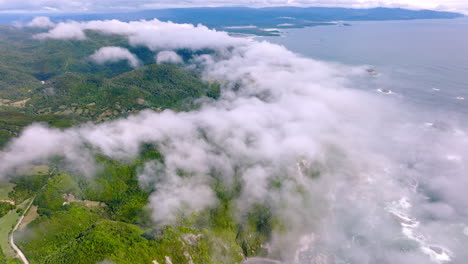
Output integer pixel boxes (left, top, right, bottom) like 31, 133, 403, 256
1, 18, 467, 264
156, 51, 183, 64
89, 46, 141, 68
26, 16, 55, 28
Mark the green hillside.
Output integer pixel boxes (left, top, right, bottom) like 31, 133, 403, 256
9, 153, 272, 264
0, 25, 219, 149
0, 24, 271, 264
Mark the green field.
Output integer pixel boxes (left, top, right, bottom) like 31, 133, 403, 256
0, 182, 15, 200
0, 210, 19, 258
0, 199, 29, 259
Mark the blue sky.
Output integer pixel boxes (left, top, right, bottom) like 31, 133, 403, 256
0, 0, 466, 14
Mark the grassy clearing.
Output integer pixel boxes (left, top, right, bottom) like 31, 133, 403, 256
0, 182, 15, 200
0, 199, 30, 258
19, 206, 38, 231
0, 209, 20, 258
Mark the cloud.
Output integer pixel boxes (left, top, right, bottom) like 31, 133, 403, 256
34, 21, 87, 40
26, 16, 55, 28
33, 19, 245, 50
2, 18, 468, 263
144, 163, 217, 224
156, 51, 183, 64
0, 123, 97, 177
89, 46, 141, 68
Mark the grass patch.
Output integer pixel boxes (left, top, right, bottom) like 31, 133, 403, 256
19, 206, 39, 231
0, 199, 30, 258
0, 210, 19, 258
0, 182, 15, 200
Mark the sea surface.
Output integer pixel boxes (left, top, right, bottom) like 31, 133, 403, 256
259, 18, 468, 264
259, 18, 468, 116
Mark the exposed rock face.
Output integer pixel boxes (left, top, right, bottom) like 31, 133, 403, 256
137, 98, 146, 105
165, 256, 173, 264
183, 233, 202, 246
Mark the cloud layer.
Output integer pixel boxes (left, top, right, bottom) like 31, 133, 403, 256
1, 18, 468, 263
34, 19, 242, 50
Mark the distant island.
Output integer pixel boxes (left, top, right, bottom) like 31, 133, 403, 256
0, 7, 464, 36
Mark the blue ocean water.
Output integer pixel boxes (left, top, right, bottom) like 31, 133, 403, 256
260, 19, 468, 263
259, 18, 468, 115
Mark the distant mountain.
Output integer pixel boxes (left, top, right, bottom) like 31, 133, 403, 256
0, 7, 464, 28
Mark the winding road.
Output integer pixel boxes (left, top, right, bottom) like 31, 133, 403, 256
10, 168, 55, 264
10, 197, 34, 264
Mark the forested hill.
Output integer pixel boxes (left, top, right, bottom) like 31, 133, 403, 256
0, 23, 250, 264
0, 25, 219, 148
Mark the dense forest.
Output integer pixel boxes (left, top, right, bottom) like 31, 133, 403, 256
0, 25, 220, 149
0, 24, 273, 264
6, 150, 276, 263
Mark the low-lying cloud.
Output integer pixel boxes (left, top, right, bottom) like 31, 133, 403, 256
89, 46, 141, 68
1, 17, 468, 264
26, 16, 55, 28
34, 21, 86, 40
33, 19, 243, 50
156, 51, 183, 64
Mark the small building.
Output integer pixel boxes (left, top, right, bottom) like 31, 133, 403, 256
63, 193, 76, 201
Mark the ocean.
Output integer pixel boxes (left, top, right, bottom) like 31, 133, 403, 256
259, 18, 468, 115
258, 18, 468, 264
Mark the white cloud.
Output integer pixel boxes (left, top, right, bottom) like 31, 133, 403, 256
144, 162, 217, 224
89, 46, 141, 68
1, 18, 468, 262
156, 51, 183, 64
34, 19, 245, 50
26, 16, 55, 28
34, 21, 87, 40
